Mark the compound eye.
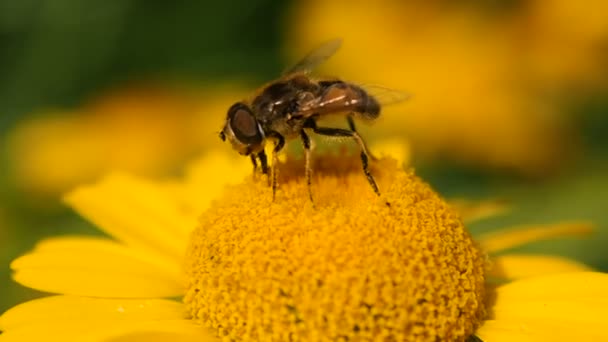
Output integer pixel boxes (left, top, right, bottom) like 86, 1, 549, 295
228, 103, 262, 144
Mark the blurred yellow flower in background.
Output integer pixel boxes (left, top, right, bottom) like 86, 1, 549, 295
525, 0, 608, 85
1, 147, 607, 341
4, 84, 247, 198
285, 0, 608, 175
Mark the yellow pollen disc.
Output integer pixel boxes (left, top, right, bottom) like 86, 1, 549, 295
185, 153, 486, 342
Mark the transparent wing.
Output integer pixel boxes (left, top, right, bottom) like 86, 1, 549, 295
282, 38, 343, 76
294, 82, 410, 120
357, 84, 411, 107
297, 83, 410, 111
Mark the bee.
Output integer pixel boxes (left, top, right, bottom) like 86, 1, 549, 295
219, 38, 407, 203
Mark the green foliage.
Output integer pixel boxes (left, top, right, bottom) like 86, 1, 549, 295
0, 0, 287, 130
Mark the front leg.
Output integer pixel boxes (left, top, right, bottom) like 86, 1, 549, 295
249, 154, 258, 174
254, 150, 270, 185
269, 133, 285, 201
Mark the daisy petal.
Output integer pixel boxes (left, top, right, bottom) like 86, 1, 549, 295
491, 271, 608, 300
477, 272, 608, 341
178, 151, 252, 214
0, 296, 219, 342
0, 320, 216, 342
477, 222, 593, 254
369, 138, 411, 166
448, 198, 509, 223
105, 321, 220, 342
63, 173, 195, 263
489, 254, 593, 280
476, 319, 599, 342
0, 296, 187, 330
11, 237, 184, 298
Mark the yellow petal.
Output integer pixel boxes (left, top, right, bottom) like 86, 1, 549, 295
369, 138, 411, 166
476, 319, 606, 342
105, 321, 219, 342
178, 151, 252, 215
489, 254, 593, 280
33, 236, 181, 273
0, 320, 216, 342
477, 222, 593, 254
448, 198, 509, 223
11, 237, 184, 298
0, 296, 218, 342
491, 271, 608, 300
0, 296, 186, 330
64, 173, 194, 263
477, 272, 608, 341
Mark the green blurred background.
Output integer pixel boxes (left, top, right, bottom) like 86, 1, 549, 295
1, 0, 607, 313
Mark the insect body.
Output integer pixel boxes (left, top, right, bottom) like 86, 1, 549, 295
219, 39, 406, 203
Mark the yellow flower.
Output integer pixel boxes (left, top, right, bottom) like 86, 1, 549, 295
5, 84, 247, 198
525, 0, 608, 85
1, 148, 606, 341
284, 0, 608, 175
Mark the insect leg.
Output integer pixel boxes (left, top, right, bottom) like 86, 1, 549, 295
347, 115, 378, 161
300, 130, 314, 204
347, 115, 357, 131
257, 151, 270, 188
310, 123, 381, 197
250, 154, 258, 173
258, 151, 269, 175
270, 134, 285, 201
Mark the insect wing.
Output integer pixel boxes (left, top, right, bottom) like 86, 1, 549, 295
294, 83, 410, 119
295, 90, 350, 116
282, 38, 343, 76
357, 84, 411, 107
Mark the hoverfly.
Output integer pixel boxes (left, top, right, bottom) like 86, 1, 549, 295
219, 38, 408, 203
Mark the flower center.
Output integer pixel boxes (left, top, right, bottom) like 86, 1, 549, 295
185, 153, 486, 341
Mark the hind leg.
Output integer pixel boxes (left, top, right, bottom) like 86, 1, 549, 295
309, 121, 381, 197
347, 115, 378, 161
